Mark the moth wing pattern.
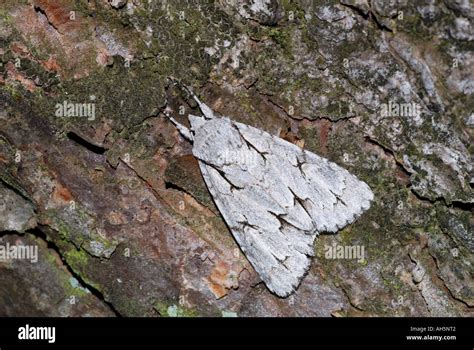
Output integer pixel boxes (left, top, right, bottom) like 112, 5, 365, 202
234, 121, 374, 233
191, 116, 374, 297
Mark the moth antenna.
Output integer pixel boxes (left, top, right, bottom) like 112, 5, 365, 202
163, 110, 194, 142
167, 76, 215, 120
190, 93, 215, 120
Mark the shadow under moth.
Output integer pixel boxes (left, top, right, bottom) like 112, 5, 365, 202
166, 84, 374, 297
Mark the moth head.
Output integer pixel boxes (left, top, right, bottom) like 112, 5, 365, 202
188, 114, 206, 131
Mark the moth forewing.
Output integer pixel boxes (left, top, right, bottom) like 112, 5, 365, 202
168, 89, 374, 297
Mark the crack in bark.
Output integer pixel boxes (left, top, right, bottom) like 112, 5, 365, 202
266, 94, 358, 123
407, 252, 432, 314
264, 96, 294, 120
426, 251, 473, 309
164, 181, 217, 215
409, 247, 472, 314
340, 1, 393, 33
1, 227, 122, 317
364, 136, 412, 177
67, 131, 107, 155
0, 230, 23, 237
0, 173, 37, 206
33, 5, 61, 33
408, 182, 473, 211
119, 158, 167, 201
366, 135, 472, 211
339, 284, 365, 312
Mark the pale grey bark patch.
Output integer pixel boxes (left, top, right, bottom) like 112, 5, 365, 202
170, 94, 374, 297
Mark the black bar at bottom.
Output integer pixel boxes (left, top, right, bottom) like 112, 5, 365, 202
0, 317, 471, 348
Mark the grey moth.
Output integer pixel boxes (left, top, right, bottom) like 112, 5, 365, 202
166, 87, 374, 297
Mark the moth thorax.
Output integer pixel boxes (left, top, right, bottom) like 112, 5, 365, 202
192, 118, 259, 169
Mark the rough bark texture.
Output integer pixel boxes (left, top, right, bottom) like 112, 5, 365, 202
0, 0, 472, 316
